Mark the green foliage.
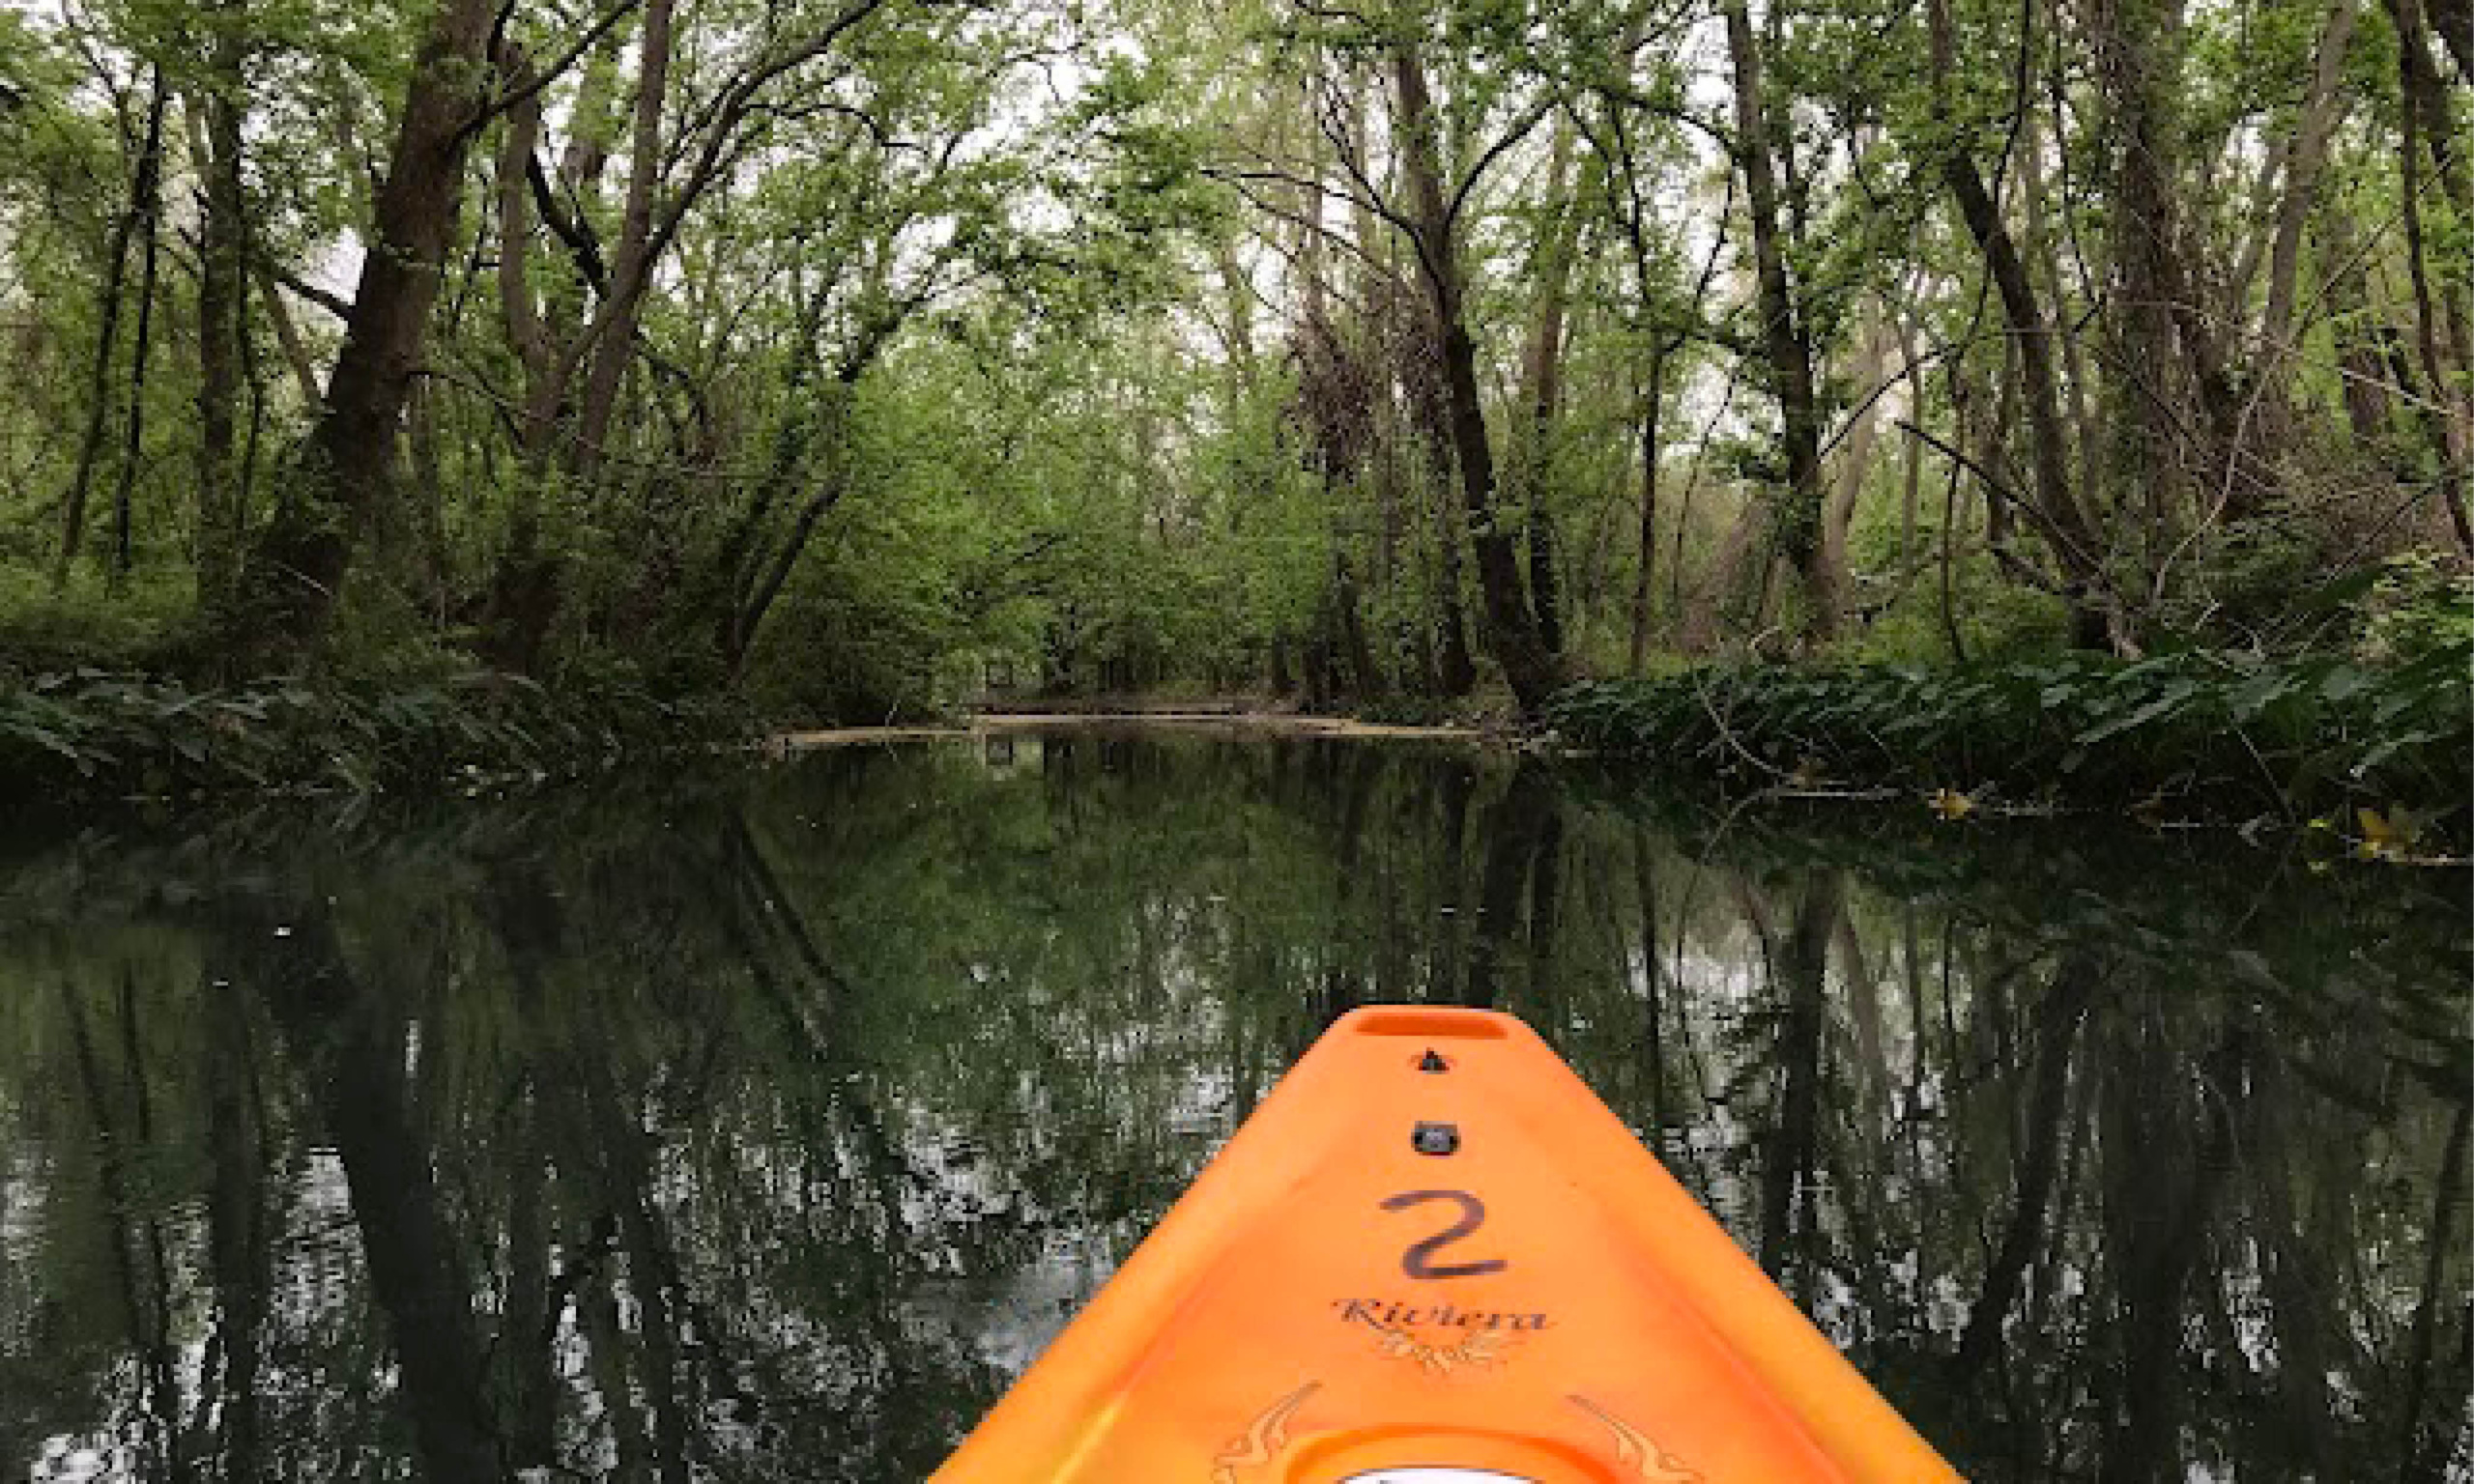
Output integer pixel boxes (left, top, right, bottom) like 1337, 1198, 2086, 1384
2360, 554, 2474, 661
0, 570, 198, 674
0, 662, 753, 806
739, 508, 974, 723
734, 302, 1338, 715
1, 0, 2467, 752
1843, 525, 2078, 663
1545, 642, 2474, 831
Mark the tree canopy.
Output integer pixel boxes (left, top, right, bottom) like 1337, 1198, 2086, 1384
0, 0, 2465, 716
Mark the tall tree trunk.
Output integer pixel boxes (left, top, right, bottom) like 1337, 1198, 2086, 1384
1333, 552, 1384, 699
237, 0, 501, 656
2393, 0, 2473, 371
109, 69, 170, 591
255, 266, 326, 405
2097, 0, 2181, 572
2261, 0, 2360, 354
405, 381, 451, 619
1924, 0, 2125, 649
1626, 344, 1667, 672
1609, 148, 1725, 671
573, 0, 676, 479
194, 29, 250, 615
1432, 458, 1480, 695
2227, 0, 2362, 505
1391, 44, 1565, 712
1720, 0, 1836, 645
2105, 0, 2250, 522
2021, 108, 2100, 478
2090, 0, 2253, 547
481, 41, 569, 671
1820, 311, 1894, 612
1894, 301, 1928, 577
1408, 338, 1480, 696
2391, 0, 2474, 548
1288, 108, 1386, 699
496, 43, 558, 459
1346, 94, 1418, 667
56, 75, 164, 587
1514, 126, 1581, 655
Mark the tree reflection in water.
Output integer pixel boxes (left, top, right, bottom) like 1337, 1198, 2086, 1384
1, 732, 2464, 1481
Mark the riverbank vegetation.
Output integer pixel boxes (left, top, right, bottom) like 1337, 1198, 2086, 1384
0, 660, 748, 806
0, 0, 2465, 803
1550, 637, 2472, 833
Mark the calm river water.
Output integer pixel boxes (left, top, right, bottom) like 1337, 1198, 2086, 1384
1, 730, 2466, 1481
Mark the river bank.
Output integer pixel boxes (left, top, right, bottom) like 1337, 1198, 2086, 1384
1545, 642, 2473, 850
7, 644, 2464, 855
0, 664, 754, 809
0, 667, 1489, 816
779, 711, 1489, 749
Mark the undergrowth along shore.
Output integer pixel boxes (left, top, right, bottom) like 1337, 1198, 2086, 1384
0, 666, 755, 807
4, 644, 2465, 844
1543, 642, 2473, 842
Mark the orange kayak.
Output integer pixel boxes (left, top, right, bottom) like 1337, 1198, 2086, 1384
935, 1006, 1963, 1483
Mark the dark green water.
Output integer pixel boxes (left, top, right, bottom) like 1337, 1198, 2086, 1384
1, 731, 2465, 1482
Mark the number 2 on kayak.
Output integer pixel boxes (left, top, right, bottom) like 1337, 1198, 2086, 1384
1381, 1189, 1509, 1279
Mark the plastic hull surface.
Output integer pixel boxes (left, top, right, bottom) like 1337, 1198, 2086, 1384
935, 1007, 1963, 1483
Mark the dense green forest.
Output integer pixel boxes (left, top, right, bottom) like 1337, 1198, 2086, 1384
0, 0, 2467, 726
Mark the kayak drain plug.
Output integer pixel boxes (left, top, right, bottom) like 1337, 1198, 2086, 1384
1412, 1121, 1460, 1156
1418, 1049, 1451, 1073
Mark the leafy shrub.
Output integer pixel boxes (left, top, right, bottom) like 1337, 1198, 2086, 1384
1841, 538, 2076, 664
1544, 641, 2473, 831
0, 664, 756, 806
2359, 555, 2474, 663
1353, 695, 1458, 727
0, 570, 199, 676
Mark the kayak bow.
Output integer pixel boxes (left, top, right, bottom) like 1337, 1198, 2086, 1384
935, 1006, 1962, 1482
